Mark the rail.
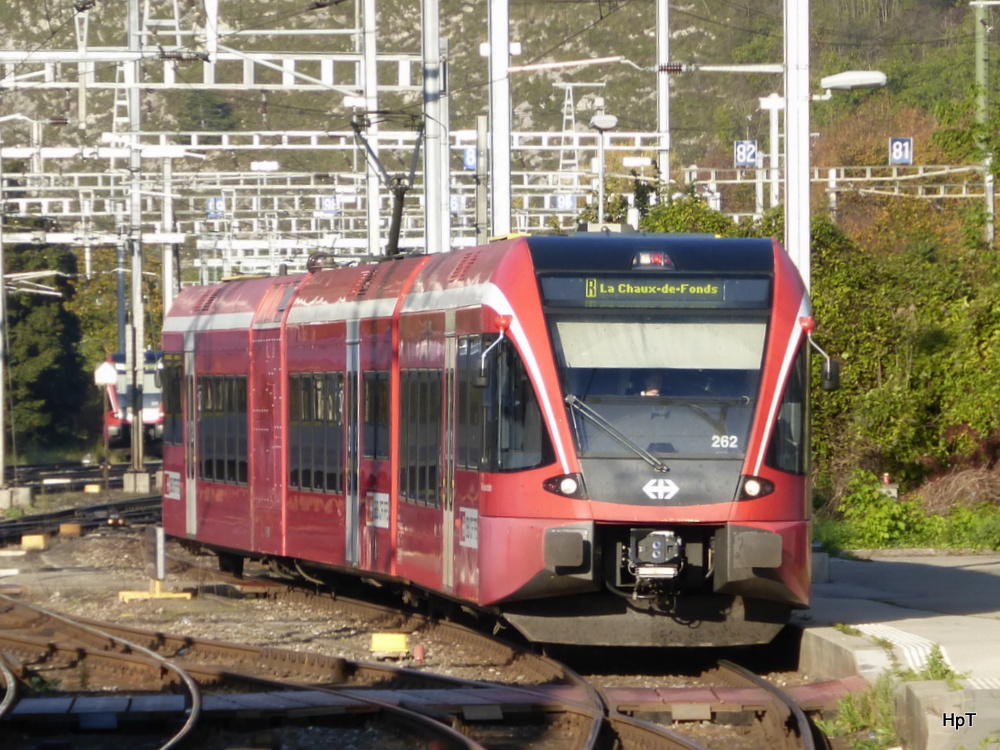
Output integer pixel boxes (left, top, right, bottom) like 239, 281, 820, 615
718, 659, 821, 750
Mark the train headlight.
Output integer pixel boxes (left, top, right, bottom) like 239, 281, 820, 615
543, 473, 587, 498
631, 250, 676, 270
737, 475, 775, 500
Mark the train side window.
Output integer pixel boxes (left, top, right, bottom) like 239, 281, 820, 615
497, 341, 554, 471
161, 353, 183, 446
363, 370, 390, 460
400, 371, 414, 502
224, 377, 237, 481
196, 374, 248, 485
399, 368, 442, 509
197, 378, 213, 480
765, 344, 809, 476
456, 336, 485, 470
288, 374, 304, 487
289, 371, 345, 494
325, 372, 345, 493
308, 373, 323, 490
479, 339, 553, 473
424, 371, 442, 506
418, 374, 430, 502
236, 376, 248, 482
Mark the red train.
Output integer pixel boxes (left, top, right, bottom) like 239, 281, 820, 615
160, 233, 834, 647
103, 350, 165, 449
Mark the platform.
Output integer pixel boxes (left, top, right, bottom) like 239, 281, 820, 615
798, 552, 1000, 750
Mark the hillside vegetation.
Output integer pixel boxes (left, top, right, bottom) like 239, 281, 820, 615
0, 1, 987, 169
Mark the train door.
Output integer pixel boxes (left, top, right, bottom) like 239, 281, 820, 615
249, 282, 293, 555
249, 330, 283, 554
453, 334, 484, 600
442, 314, 457, 592
184, 342, 197, 537
358, 318, 391, 574
345, 320, 361, 567
395, 312, 446, 589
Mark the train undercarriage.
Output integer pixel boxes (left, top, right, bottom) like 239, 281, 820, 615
198, 518, 799, 648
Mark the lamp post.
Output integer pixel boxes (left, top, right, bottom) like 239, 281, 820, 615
759, 71, 887, 213
771, 70, 887, 289
0, 114, 68, 493
589, 99, 618, 225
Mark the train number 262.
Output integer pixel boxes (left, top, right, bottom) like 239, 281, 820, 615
712, 434, 739, 449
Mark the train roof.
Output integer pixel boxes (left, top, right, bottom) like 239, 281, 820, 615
164, 233, 787, 333
525, 234, 778, 274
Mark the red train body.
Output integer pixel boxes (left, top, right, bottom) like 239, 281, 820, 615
161, 233, 816, 647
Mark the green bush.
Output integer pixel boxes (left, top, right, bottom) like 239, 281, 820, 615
837, 471, 936, 548
817, 670, 900, 750
820, 470, 1000, 551
812, 515, 853, 555
938, 504, 1000, 551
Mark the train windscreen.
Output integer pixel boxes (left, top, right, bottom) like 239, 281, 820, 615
549, 316, 766, 459
111, 353, 164, 415
115, 368, 162, 411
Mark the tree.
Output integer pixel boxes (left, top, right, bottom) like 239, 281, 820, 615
2, 240, 163, 453
641, 193, 739, 235
4, 244, 89, 449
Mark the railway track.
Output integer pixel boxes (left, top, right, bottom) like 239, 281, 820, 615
714, 660, 825, 750
0, 594, 703, 749
1, 521, 835, 748
0, 592, 829, 749
160, 559, 702, 748
166, 549, 830, 749
0, 495, 161, 546
3, 461, 142, 493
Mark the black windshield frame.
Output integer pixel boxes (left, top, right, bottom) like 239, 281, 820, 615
547, 309, 769, 460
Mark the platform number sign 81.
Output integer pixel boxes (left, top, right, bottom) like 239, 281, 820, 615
734, 140, 758, 168
889, 137, 913, 166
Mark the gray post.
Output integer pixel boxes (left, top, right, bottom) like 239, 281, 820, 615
656, 0, 671, 184
976, 3, 994, 245
476, 115, 488, 245
422, 0, 443, 253
162, 157, 176, 314
128, 0, 145, 473
828, 168, 838, 223
488, 0, 512, 236
784, 0, 811, 289
363, 0, 381, 256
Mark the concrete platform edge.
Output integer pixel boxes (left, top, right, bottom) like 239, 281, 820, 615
800, 627, 1000, 750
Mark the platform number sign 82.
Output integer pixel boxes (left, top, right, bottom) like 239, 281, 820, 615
734, 140, 758, 168
889, 137, 913, 166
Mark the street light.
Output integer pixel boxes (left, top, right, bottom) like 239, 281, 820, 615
757, 70, 887, 244
817, 70, 887, 93
588, 99, 618, 225
0, 114, 68, 494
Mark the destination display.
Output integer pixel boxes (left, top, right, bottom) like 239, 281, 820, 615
539, 275, 771, 308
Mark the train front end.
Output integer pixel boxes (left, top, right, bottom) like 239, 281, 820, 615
486, 234, 814, 647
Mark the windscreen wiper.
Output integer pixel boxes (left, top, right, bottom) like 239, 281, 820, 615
564, 394, 669, 473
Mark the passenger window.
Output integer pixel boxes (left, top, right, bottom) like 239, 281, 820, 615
486, 340, 554, 472
766, 345, 808, 475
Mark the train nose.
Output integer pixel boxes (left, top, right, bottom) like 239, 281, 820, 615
576, 457, 745, 507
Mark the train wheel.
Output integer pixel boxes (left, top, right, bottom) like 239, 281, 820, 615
218, 552, 245, 578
